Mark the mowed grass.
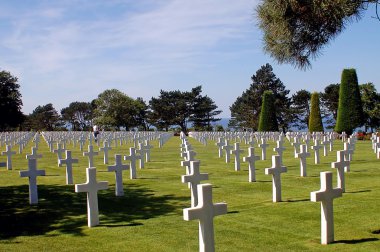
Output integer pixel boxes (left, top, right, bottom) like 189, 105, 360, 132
0, 135, 379, 251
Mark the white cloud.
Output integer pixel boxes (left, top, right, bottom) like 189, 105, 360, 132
0, 0, 261, 114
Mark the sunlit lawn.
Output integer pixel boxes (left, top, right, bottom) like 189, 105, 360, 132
0, 134, 379, 251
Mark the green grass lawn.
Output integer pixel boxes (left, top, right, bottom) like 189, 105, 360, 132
0, 135, 379, 251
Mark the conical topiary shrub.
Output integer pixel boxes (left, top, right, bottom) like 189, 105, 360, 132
308, 92, 324, 132
258, 90, 278, 131
335, 69, 364, 134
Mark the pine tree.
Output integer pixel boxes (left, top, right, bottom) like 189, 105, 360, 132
335, 69, 364, 134
258, 91, 278, 131
308, 92, 324, 132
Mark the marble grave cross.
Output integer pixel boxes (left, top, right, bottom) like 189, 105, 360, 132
2, 145, 16, 170
107, 154, 129, 196
265, 155, 287, 202
182, 160, 209, 207
83, 145, 99, 168
295, 144, 310, 177
124, 147, 141, 179
243, 147, 260, 182
331, 150, 350, 192
230, 142, 244, 171
311, 171, 342, 245
19, 159, 46, 204
75, 167, 109, 227
183, 184, 227, 252
59, 150, 79, 184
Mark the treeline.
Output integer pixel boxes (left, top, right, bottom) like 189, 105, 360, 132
0, 70, 221, 132
1, 64, 379, 133
229, 64, 380, 134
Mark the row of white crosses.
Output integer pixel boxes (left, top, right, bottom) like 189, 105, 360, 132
0, 131, 159, 229
180, 133, 227, 252
191, 131, 356, 245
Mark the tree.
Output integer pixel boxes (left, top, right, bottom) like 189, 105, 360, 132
360, 83, 380, 132
230, 63, 290, 131
190, 95, 221, 131
258, 91, 278, 131
149, 86, 219, 133
0, 70, 24, 130
320, 84, 340, 129
135, 97, 150, 131
61, 102, 93, 130
335, 69, 364, 134
28, 103, 61, 131
308, 92, 324, 132
93, 89, 141, 130
291, 90, 311, 130
256, 1, 378, 69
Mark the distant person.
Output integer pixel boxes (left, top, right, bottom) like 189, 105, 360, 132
93, 125, 100, 143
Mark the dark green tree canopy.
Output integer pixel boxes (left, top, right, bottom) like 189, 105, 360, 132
256, 0, 376, 69
291, 89, 311, 130
93, 89, 143, 130
230, 63, 290, 131
335, 68, 364, 134
61, 102, 93, 130
308, 92, 324, 132
28, 103, 61, 131
149, 86, 221, 132
360, 83, 380, 132
258, 90, 278, 131
0, 70, 24, 130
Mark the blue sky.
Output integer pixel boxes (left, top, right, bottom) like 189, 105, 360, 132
1, 0, 379, 118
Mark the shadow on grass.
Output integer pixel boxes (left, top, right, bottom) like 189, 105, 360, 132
0, 184, 187, 239
285, 199, 309, 203
334, 237, 379, 244
345, 190, 371, 194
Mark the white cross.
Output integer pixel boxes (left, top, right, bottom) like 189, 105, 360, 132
19, 159, 46, 204
54, 143, 66, 167
311, 139, 322, 164
182, 161, 209, 207
46, 137, 55, 152
99, 141, 112, 164
137, 143, 146, 169
331, 150, 350, 192
124, 147, 141, 179
343, 142, 354, 162
183, 184, 227, 252
265, 155, 287, 202
258, 138, 269, 160
230, 142, 244, 171
222, 140, 232, 163
311, 171, 342, 244
273, 140, 286, 165
243, 147, 260, 182
144, 140, 153, 162
215, 138, 225, 158
78, 136, 86, 151
295, 144, 310, 177
1, 145, 16, 170
291, 137, 301, 158
83, 145, 99, 168
321, 136, 330, 157
108, 154, 129, 196
75, 167, 108, 227
26, 147, 43, 163
59, 150, 79, 185
181, 150, 198, 176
